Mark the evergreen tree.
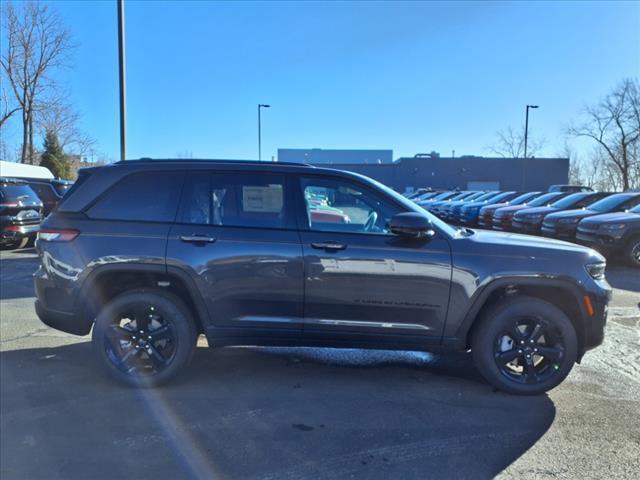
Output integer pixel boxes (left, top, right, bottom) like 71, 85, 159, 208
40, 130, 71, 179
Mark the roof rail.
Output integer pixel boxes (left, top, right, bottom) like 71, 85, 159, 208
114, 158, 314, 167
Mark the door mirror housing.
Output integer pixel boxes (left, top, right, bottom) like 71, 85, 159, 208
390, 212, 436, 238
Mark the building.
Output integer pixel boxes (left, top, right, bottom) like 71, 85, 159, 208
279, 151, 569, 192
278, 148, 393, 164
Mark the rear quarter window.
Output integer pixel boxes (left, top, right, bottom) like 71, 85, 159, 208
87, 172, 184, 222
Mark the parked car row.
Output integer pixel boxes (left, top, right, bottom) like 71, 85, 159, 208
410, 188, 640, 267
0, 176, 73, 250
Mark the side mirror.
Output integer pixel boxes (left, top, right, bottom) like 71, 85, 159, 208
390, 212, 436, 238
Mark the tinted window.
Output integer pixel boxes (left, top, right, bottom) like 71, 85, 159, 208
528, 192, 563, 207
301, 176, 401, 235
178, 172, 294, 229
551, 192, 590, 209
88, 172, 182, 222
589, 194, 640, 213
510, 192, 540, 204
29, 183, 58, 202
0, 184, 40, 202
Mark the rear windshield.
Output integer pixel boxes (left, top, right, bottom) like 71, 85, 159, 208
0, 184, 39, 202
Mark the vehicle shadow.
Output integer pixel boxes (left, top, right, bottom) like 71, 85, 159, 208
1, 342, 556, 480
0, 255, 39, 300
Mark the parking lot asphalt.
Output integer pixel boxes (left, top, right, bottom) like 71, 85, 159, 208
1, 249, 639, 479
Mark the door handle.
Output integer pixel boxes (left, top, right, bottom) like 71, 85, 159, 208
311, 241, 347, 251
180, 235, 217, 244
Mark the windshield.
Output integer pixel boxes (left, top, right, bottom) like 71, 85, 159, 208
527, 192, 562, 207
509, 192, 540, 204
630, 205, 640, 214
482, 191, 515, 203
551, 192, 590, 209
588, 193, 639, 213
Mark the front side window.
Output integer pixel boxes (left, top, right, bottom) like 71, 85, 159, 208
300, 177, 401, 235
178, 172, 294, 229
88, 172, 183, 222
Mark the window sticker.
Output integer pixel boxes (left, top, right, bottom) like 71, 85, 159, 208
242, 185, 283, 212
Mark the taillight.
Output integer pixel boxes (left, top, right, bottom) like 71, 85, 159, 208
38, 229, 79, 242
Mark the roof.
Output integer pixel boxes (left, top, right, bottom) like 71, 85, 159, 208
0, 160, 54, 180
116, 158, 313, 167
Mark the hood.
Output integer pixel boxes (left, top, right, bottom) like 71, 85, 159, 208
480, 202, 509, 213
544, 208, 596, 222
467, 229, 602, 260
580, 211, 640, 226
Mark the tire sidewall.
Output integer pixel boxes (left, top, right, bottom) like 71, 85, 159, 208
472, 297, 578, 395
92, 289, 197, 387
625, 235, 640, 268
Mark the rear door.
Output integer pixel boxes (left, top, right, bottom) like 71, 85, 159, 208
296, 174, 452, 344
166, 171, 304, 338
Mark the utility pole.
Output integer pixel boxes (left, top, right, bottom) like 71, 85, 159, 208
258, 104, 270, 161
117, 0, 127, 161
523, 104, 539, 189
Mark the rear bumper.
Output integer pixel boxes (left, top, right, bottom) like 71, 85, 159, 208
1, 223, 39, 244
34, 268, 91, 336
35, 299, 91, 336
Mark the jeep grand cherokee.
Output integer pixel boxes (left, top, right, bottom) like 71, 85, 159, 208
34, 159, 611, 395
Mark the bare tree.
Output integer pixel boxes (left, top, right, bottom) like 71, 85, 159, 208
488, 126, 544, 158
568, 78, 640, 191
1, 1, 73, 163
35, 95, 94, 156
0, 83, 20, 128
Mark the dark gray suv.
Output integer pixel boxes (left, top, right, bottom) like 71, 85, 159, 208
34, 159, 611, 395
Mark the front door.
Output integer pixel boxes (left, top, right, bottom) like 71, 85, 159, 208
166, 171, 304, 338
296, 175, 452, 344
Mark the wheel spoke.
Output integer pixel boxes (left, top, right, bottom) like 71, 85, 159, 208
528, 323, 543, 342
146, 344, 166, 369
523, 361, 539, 384
134, 305, 151, 331
536, 346, 563, 360
496, 349, 520, 364
150, 324, 172, 342
511, 324, 526, 342
108, 325, 134, 342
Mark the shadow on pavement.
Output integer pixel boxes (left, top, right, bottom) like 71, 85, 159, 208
0, 254, 39, 300
1, 342, 556, 480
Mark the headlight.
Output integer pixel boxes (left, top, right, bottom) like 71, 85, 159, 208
585, 262, 606, 280
559, 218, 580, 224
599, 223, 626, 231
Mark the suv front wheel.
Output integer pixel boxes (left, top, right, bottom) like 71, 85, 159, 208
472, 296, 578, 395
92, 289, 197, 387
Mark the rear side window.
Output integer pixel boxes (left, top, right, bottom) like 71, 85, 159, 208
177, 172, 294, 229
88, 172, 183, 222
29, 183, 58, 202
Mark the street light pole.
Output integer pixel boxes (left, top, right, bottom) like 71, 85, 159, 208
258, 104, 270, 161
117, 0, 127, 161
523, 104, 539, 189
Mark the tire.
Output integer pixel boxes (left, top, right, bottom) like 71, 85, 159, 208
623, 235, 640, 268
471, 296, 578, 395
92, 289, 197, 387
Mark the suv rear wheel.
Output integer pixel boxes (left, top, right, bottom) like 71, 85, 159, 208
471, 296, 578, 395
92, 289, 197, 387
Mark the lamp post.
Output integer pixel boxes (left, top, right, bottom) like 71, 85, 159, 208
258, 104, 270, 161
522, 104, 539, 189
117, 0, 127, 161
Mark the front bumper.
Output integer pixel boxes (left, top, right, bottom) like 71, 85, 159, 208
581, 285, 611, 355
511, 219, 542, 234
541, 223, 577, 240
576, 228, 627, 255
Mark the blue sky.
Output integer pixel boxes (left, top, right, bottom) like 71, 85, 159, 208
3, 0, 639, 162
